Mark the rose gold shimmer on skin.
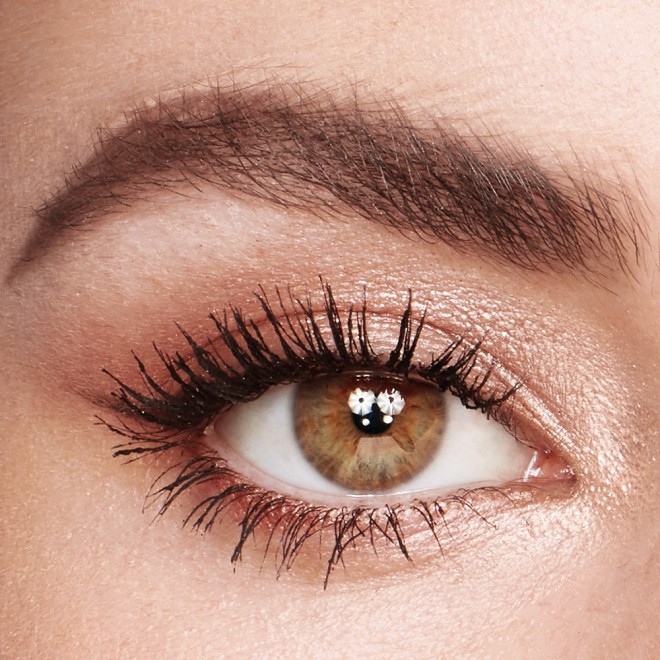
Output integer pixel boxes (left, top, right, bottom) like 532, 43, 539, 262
1, 1, 659, 658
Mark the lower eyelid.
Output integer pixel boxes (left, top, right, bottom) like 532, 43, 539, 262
142, 443, 567, 587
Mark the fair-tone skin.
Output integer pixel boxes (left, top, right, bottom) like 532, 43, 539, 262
1, 1, 659, 658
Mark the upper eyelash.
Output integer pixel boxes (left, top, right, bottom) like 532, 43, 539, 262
104, 281, 516, 448
99, 281, 520, 585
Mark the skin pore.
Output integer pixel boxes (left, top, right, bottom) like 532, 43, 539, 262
1, 1, 659, 657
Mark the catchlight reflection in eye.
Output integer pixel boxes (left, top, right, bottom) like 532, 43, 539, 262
213, 372, 537, 499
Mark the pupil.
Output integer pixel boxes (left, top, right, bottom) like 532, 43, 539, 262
351, 402, 393, 435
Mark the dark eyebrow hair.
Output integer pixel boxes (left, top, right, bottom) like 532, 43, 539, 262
16, 82, 647, 278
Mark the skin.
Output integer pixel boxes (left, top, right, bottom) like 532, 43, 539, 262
1, 1, 659, 658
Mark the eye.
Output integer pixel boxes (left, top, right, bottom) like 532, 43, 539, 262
215, 373, 536, 499
103, 281, 572, 585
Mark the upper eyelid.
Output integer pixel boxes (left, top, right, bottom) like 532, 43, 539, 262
102, 284, 518, 432
12, 81, 647, 283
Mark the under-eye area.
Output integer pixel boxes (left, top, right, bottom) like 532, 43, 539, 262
101, 281, 575, 586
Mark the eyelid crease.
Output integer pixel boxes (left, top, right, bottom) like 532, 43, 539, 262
15, 80, 648, 282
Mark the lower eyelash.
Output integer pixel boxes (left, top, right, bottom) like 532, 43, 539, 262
100, 280, 522, 585
144, 449, 515, 588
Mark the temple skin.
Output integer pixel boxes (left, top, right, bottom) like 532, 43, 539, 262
1, 1, 659, 658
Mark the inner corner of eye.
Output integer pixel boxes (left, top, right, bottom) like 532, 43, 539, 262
206, 372, 569, 502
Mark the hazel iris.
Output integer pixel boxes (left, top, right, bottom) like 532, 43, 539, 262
294, 374, 446, 492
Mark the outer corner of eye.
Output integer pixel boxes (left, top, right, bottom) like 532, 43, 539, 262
520, 445, 576, 489
206, 372, 574, 503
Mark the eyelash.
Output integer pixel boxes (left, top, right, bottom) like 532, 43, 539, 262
101, 281, 520, 586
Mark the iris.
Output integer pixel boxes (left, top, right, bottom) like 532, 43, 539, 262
294, 374, 446, 491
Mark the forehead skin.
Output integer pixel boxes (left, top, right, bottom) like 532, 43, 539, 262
1, 1, 659, 658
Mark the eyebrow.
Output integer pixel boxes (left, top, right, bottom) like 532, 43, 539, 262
16, 83, 647, 278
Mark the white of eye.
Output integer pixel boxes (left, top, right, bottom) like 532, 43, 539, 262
210, 383, 536, 500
